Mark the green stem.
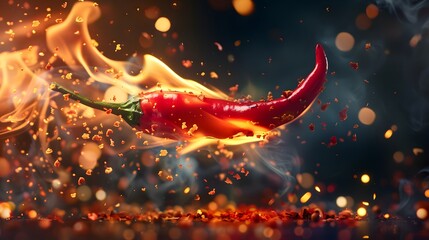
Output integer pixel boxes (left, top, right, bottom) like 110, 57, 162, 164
50, 82, 143, 127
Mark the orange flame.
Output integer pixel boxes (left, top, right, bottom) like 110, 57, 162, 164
1, 1, 281, 157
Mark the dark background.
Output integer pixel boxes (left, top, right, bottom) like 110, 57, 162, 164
1, 0, 429, 216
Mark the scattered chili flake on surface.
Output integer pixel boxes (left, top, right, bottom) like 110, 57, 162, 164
113, 121, 120, 127
349, 61, 359, 70
352, 133, 357, 142
339, 107, 348, 121
78, 177, 85, 185
86, 169, 92, 175
233, 173, 241, 180
309, 123, 315, 131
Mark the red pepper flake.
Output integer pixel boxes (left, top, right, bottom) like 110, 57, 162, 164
106, 129, 113, 137
194, 194, 200, 201
208, 188, 216, 195
339, 107, 348, 121
328, 136, 337, 147
233, 173, 241, 180
365, 42, 371, 50
113, 121, 120, 127
225, 177, 232, 184
166, 175, 174, 181
54, 160, 61, 167
352, 133, 357, 142
87, 212, 98, 221
214, 42, 223, 51
45, 62, 53, 70
282, 90, 293, 98
182, 59, 192, 68
92, 134, 102, 142
105, 108, 112, 114
309, 123, 315, 131
349, 61, 359, 70
321, 102, 330, 111
78, 177, 85, 185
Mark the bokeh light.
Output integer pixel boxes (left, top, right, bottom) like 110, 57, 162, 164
155, 17, 171, 32
361, 174, 370, 184
365, 4, 379, 19
78, 142, 101, 170
232, 0, 255, 16
358, 107, 376, 125
335, 32, 355, 52
357, 207, 367, 217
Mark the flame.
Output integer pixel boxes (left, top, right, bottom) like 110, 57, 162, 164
0, 1, 279, 157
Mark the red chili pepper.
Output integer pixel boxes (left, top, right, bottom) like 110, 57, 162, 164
51, 44, 328, 139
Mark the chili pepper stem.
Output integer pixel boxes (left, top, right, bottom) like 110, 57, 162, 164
50, 82, 143, 127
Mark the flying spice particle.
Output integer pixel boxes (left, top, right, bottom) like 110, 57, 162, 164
208, 188, 216, 195
225, 177, 233, 184
78, 177, 85, 185
339, 107, 348, 121
349, 61, 359, 70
